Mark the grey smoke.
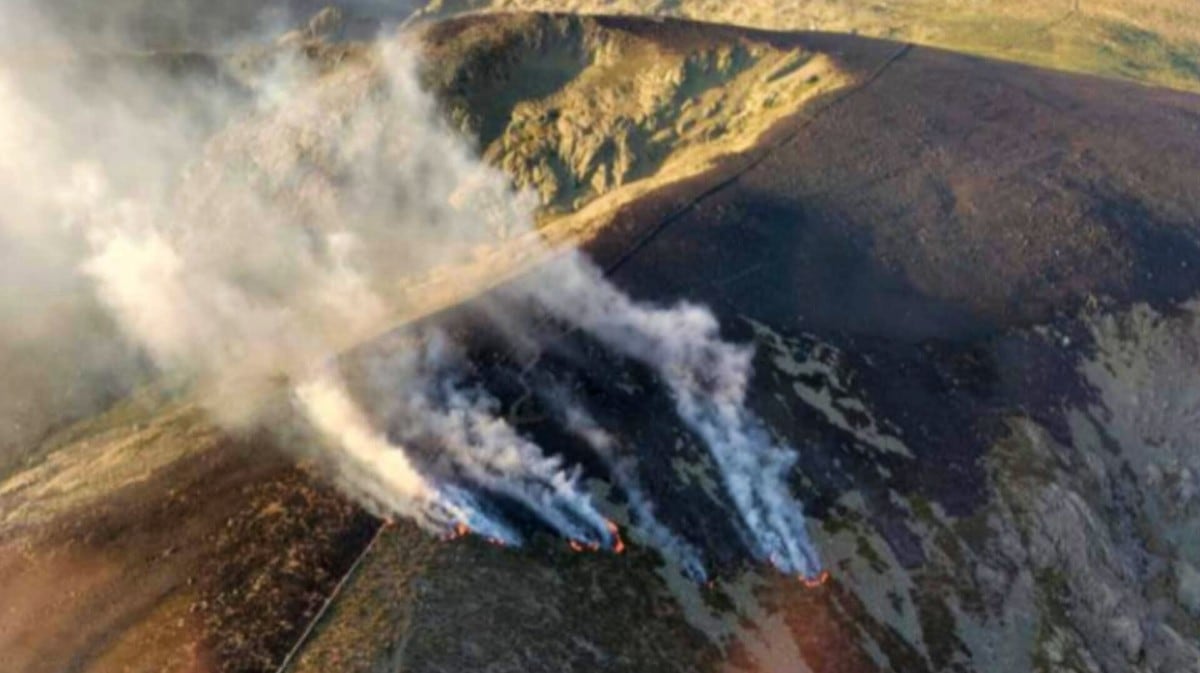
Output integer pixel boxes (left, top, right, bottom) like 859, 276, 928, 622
295, 366, 524, 544
1, 4, 820, 577
351, 329, 613, 546
551, 390, 709, 580
523, 254, 822, 576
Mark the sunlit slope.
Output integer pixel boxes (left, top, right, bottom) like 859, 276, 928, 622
418, 13, 851, 215
421, 0, 1200, 93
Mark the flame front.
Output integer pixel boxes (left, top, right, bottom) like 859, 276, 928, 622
605, 519, 626, 554
446, 522, 471, 540
800, 570, 831, 589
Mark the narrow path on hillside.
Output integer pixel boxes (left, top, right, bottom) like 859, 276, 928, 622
272, 522, 390, 673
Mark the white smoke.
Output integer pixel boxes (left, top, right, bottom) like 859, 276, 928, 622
2, 6, 820, 577
81, 40, 527, 418
293, 370, 442, 523
552, 392, 709, 581
0, 13, 207, 460
66, 38, 602, 543
522, 254, 821, 576
350, 329, 613, 546
295, 368, 523, 544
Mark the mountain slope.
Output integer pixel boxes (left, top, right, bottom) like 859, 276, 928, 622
417, 13, 851, 215
419, 0, 1200, 94
287, 14, 1200, 673
3, 11, 1200, 673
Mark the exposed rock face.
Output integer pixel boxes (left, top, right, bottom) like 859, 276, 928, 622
420, 14, 846, 214
837, 301, 1200, 673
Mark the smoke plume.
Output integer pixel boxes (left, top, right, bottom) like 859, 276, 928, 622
0, 5, 820, 578
350, 328, 613, 546
518, 255, 821, 576
550, 389, 709, 581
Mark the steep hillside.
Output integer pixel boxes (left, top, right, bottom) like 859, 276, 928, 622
287, 14, 1200, 673
420, 0, 1200, 93
4, 11, 1200, 673
418, 14, 848, 214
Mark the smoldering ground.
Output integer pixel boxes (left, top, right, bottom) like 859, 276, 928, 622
0, 5, 822, 579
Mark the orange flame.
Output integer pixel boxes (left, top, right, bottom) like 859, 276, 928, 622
568, 539, 603, 553
799, 570, 831, 589
604, 519, 626, 554
446, 522, 471, 541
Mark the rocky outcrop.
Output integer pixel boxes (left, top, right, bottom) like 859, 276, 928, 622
419, 14, 847, 214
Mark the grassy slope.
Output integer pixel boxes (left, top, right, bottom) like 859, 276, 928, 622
417, 14, 853, 215
421, 0, 1200, 93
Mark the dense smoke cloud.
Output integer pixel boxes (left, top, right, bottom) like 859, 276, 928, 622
0, 4, 200, 462
0, 5, 820, 578
83, 39, 535, 410
522, 256, 821, 575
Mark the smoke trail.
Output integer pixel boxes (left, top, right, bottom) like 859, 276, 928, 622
551, 392, 709, 581
293, 369, 521, 545
294, 370, 451, 527
354, 329, 614, 546
523, 253, 822, 577
72, 39, 608, 546
3, 4, 819, 577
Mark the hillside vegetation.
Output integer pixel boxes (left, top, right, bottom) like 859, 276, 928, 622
420, 0, 1200, 93
419, 14, 847, 214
